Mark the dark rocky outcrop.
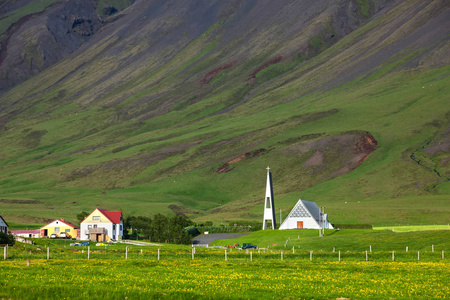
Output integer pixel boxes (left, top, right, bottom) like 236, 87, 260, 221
0, 0, 117, 91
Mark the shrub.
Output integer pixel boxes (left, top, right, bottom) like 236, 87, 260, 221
333, 224, 373, 230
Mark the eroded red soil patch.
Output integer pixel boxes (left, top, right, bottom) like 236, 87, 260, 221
250, 56, 283, 78
353, 134, 378, 168
217, 148, 267, 173
201, 61, 236, 84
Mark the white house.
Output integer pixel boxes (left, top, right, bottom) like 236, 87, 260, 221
80, 208, 123, 242
0, 215, 8, 234
279, 199, 333, 230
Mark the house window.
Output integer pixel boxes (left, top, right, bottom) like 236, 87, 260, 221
119, 225, 122, 231
65, 229, 70, 232
88, 225, 92, 229
94, 224, 97, 228
55, 227, 60, 233
93, 216, 100, 221
113, 224, 116, 231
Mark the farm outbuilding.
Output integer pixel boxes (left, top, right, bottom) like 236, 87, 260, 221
279, 199, 333, 230
11, 230, 40, 238
0, 215, 8, 234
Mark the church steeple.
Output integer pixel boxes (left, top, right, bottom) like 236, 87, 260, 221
262, 166, 276, 230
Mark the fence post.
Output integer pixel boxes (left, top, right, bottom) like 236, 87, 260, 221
432, 245, 434, 252
158, 248, 160, 261
281, 251, 283, 261
3, 246, 6, 260
442, 250, 444, 260
392, 251, 395, 261
47, 247, 49, 260
406, 246, 408, 252
370, 245, 372, 253
141, 249, 143, 255
251, 251, 253, 262
418, 251, 420, 261
88, 246, 90, 260
192, 248, 194, 260
338, 250, 341, 262
292, 246, 294, 254
310, 251, 312, 262
366, 250, 368, 261
225, 250, 227, 261
333, 247, 335, 253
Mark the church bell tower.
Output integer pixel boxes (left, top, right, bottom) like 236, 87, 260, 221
262, 166, 276, 230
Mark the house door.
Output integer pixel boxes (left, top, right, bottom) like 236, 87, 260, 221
297, 221, 303, 229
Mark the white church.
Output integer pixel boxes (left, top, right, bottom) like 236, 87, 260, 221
279, 199, 334, 230
262, 167, 333, 230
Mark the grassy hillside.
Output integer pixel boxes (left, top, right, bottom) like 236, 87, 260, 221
0, 0, 448, 227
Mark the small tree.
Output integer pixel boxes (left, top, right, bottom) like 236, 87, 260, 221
0, 232, 15, 246
76, 211, 89, 225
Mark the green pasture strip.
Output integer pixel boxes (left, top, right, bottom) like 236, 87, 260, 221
0, 256, 448, 299
374, 225, 450, 232
210, 229, 450, 252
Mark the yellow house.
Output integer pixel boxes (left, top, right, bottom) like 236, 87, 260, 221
40, 219, 79, 239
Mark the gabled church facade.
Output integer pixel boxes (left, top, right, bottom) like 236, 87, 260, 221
279, 199, 333, 230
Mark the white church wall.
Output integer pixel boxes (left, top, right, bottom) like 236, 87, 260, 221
279, 217, 320, 229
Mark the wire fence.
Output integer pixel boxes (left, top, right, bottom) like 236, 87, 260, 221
3, 244, 446, 263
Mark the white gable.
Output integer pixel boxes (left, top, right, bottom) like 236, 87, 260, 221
288, 201, 313, 218
44, 219, 75, 228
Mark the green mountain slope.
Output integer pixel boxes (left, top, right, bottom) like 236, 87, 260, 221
0, 0, 448, 227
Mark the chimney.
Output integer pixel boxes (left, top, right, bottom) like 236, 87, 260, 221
61, 218, 64, 222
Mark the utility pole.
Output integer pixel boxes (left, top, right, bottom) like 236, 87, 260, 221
322, 207, 325, 236
319, 207, 322, 237
319, 206, 325, 237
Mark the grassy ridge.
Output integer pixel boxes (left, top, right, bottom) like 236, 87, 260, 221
0, 0, 58, 38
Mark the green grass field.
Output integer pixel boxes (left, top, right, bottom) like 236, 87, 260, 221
1, 229, 449, 299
